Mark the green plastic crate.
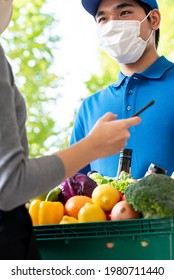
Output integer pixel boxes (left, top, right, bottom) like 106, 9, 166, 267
34, 218, 174, 260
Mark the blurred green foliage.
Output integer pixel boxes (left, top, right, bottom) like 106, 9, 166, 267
1, 0, 62, 157
158, 0, 174, 59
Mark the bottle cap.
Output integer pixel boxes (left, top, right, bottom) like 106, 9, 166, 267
148, 163, 166, 174
120, 148, 133, 158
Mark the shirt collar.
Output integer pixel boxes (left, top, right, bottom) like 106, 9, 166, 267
112, 56, 174, 88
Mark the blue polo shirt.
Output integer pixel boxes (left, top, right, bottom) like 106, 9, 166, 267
70, 56, 174, 179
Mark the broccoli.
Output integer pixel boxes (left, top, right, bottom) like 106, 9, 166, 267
124, 174, 174, 218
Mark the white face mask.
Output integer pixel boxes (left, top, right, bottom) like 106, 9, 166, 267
97, 12, 153, 64
0, 0, 13, 34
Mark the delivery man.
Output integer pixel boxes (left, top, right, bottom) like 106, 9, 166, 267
70, 0, 174, 179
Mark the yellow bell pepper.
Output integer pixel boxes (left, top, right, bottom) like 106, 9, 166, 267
29, 200, 64, 226
38, 201, 64, 225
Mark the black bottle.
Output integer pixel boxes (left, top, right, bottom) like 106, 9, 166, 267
116, 148, 133, 178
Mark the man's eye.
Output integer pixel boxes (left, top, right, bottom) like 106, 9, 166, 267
120, 10, 131, 16
98, 17, 107, 23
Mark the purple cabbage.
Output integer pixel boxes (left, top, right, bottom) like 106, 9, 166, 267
59, 173, 97, 204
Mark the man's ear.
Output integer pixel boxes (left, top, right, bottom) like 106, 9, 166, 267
150, 9, 161, 31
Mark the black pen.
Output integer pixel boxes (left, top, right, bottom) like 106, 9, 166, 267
131, 100, 155, 117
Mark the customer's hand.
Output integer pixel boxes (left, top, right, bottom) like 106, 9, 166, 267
57, 112, 141, 179
88, 112, 141, 158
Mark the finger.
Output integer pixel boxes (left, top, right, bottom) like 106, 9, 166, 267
124, 116, 141, 127
101, 112, 118, 122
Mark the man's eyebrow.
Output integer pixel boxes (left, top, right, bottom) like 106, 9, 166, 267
95, 3, 134, 20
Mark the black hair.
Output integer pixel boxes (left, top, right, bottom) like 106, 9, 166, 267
135, 0, 160, 48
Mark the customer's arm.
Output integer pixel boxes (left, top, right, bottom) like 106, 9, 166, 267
0, 45, 66, 211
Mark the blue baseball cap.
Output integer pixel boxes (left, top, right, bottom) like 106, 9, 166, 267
81, 0, 159, 17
